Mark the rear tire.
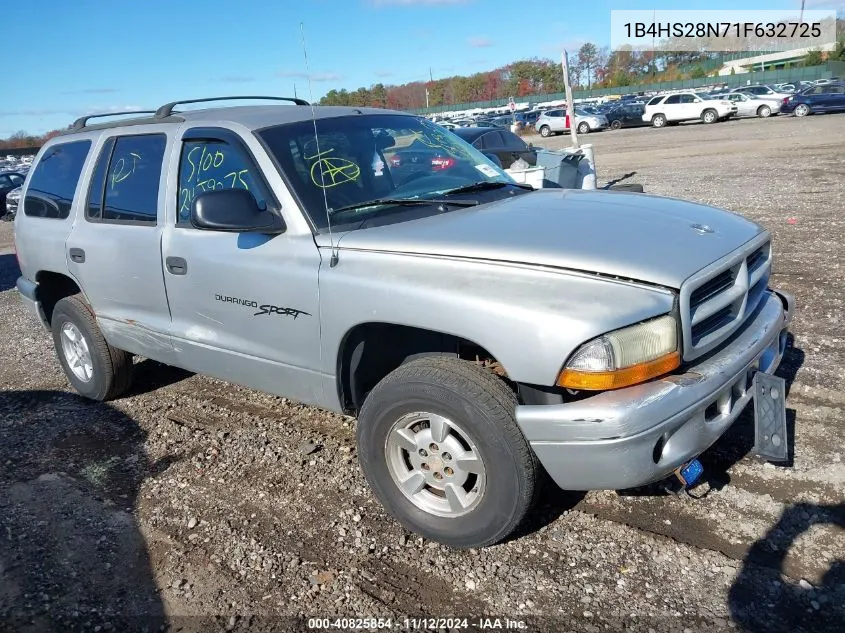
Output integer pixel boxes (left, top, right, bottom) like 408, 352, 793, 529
357, 357, 540, 548
652, 114, 667, 128
794, 103, 810, 117
51, 295, 133, 401
757, 105, 772, 118
577, 122, 590, 134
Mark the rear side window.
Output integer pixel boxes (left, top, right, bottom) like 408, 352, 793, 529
102, 135, 166, 224
24, 140, 91, 219
647, 96, 663, 106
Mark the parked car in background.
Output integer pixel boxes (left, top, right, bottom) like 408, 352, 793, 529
780, 82, 845, 117
534, 108, 608, 137
718, 92, 781, 118
452, 127, 537, 169
603, 103, 649, 129
643, 92, 736, 127
521, 109, 544, 128
0, 171, 26, 217
2, 185, 21, 220
731, 85, 792, 102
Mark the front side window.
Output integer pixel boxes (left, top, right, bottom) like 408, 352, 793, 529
258, 114, 514, 232
100, 134, 166, 224
24, 140, 91, 219
177, 138, 267, 226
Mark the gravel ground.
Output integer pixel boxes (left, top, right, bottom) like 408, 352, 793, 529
1, 113, 843, 633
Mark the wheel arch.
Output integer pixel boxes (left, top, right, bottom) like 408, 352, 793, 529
336, 322, 507, 415
34, 270, 84, 325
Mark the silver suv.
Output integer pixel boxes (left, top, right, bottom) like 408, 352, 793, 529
534, 108, 608, 137
14, 96, 795, 548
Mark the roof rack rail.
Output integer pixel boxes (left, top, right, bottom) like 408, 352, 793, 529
70, 110, 157, 131
154, 96, 309, 119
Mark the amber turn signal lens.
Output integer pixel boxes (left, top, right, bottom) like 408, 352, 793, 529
557, 351, 681, 391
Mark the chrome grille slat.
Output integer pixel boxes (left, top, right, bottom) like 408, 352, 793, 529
680, 235, 772, 361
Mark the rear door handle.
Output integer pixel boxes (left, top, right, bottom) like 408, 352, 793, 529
166, 256, 188, 275
69, 248, 85, 263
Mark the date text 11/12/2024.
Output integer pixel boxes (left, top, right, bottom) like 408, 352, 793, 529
306, 617, 528, 630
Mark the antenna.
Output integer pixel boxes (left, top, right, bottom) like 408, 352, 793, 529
300, 22, 338, 268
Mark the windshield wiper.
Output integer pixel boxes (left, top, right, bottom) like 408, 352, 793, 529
329, 197, 477, 216
441, 181, 534, 196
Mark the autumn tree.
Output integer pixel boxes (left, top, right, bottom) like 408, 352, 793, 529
577, 43, 600, 89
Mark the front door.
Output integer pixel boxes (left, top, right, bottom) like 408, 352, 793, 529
160, 126, 323, 406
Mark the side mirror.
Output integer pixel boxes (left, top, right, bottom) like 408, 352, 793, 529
483, 152, 503, 168
191, 189, 285, 234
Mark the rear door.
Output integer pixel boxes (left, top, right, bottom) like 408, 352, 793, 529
65, 130, 175, 362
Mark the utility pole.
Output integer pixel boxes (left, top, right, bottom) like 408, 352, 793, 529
561, 50, 579, 148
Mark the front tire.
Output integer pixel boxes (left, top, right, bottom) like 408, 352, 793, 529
51, 295, 133, 401
539, 125, 551, 138
357, 357, 540, 548
701, 109, 718, 124
576, 122, 590, 134
610, 119, 622, 130
794, 103, 810, 117
652, 113, 667, 128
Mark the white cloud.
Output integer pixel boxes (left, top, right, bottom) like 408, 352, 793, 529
372, 0, 472, 6
275, 71, 343, 82
468, 36, 493, 48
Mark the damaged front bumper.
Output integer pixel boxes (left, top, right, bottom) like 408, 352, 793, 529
515, 289, 795, 491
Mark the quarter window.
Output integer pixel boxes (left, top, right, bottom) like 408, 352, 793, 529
23, 140, 91, 219
177, 139, 266, 226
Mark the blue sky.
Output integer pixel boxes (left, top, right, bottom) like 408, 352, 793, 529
2, 0, 839, 137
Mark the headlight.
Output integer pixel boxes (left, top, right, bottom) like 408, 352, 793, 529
557, 314, 680, 390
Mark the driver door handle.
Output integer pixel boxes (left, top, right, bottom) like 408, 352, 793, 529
166, 256, 188, 275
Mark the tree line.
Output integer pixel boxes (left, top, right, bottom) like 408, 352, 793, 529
321, 36, 845, 110
0, 130, 63, 151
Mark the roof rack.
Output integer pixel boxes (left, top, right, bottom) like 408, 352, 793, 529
70, 110, 157, 131
154, 96, 309, 119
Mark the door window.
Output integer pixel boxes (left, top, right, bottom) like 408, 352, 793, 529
177, 138, 268, 226
663, 95, 681, 104
99, 134, 166, 224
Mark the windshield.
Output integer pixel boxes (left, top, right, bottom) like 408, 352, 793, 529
257, 114, 513, 232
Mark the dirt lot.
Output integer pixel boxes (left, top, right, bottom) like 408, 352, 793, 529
1, 113, 843, 633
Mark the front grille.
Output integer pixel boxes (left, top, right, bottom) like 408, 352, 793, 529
681, 237, 772, 361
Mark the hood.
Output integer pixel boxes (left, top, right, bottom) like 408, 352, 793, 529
323, 189, 764, 289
